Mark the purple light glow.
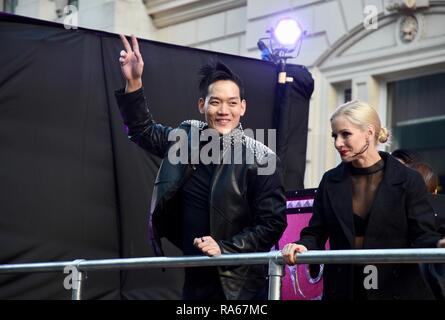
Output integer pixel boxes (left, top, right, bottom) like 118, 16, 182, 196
273, 18, 302, 46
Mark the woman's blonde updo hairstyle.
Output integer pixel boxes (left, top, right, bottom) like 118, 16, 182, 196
330, 100, 389, 144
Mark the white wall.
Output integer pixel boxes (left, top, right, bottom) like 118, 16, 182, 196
16, 0, 57, 20
156, 6, 247, 54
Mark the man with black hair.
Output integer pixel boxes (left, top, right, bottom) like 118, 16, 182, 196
115, 35, 287, 300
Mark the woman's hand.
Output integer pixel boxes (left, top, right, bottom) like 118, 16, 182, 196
119, 34, 144, 93
281, 243, 308, 265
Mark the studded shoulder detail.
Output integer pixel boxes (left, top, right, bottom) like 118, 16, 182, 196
243, 135, 276, 164
181, 119, 207, 130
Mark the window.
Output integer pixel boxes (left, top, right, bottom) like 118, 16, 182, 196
343, 88, 352, 103
388, 72, 445, 193
2, 0, 18, 13
333, 82, 352, 106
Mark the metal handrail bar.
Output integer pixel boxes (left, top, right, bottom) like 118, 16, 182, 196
1, 249, 445, 274
0, 251, 280, 274
1, 249, 444, 300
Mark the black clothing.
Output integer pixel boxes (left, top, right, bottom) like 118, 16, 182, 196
115, 87, 287, 300
179, 162, 221, 299
429, 194, 445, 233
180, 163, 213, 256
350, 159, 385, 248
352, 265, 367, 301
353, 214, 368, 237
296, 152, 441, 300
349, 159, 385, 222
350, 159, 385, 300
420, 194, 445, 300
182, 276, 226, 300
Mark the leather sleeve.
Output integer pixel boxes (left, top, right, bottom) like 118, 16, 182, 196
115, 87, 173, 158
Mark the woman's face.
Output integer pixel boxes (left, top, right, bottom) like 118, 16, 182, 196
331, 115, 371, 162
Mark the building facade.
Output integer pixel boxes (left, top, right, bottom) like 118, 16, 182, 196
3, 0, 445, 189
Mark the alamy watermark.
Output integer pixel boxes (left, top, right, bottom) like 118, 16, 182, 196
363, 264, 378, 290
364, 5, 379, 30
167, 127, 277, 175
63, 5, 78, 30
63, 260, 85, 291
63, 265, 79, 290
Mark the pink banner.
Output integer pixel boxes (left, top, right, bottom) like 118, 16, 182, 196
278, 212, 328, 300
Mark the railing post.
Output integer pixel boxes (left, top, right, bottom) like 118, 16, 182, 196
66, 259, 85, 301
71, 269, 84, 300
268, 258, 284, 300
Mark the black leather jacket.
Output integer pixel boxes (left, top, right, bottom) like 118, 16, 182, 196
115, 87, 287, 299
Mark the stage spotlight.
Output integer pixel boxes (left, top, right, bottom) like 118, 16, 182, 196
273, 18, 303, 47
257, 17, 307, 83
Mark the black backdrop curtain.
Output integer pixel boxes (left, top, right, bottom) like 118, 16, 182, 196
0, 13, 313, 299
273, 64, 314, 190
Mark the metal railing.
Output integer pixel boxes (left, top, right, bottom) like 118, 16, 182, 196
1, 248, 445, 300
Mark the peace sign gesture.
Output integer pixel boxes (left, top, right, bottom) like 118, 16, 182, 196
119, 34, 144, 93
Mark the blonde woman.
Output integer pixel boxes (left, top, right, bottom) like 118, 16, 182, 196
282, 100, 443, 300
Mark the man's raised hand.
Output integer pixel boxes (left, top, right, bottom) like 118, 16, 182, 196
119, 34, 144, 93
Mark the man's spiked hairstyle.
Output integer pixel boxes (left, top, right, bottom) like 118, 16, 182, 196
198, 60, 245, 100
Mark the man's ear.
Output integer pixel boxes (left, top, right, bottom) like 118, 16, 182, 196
198, 98, 205, 114
240, 99, 246, 116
